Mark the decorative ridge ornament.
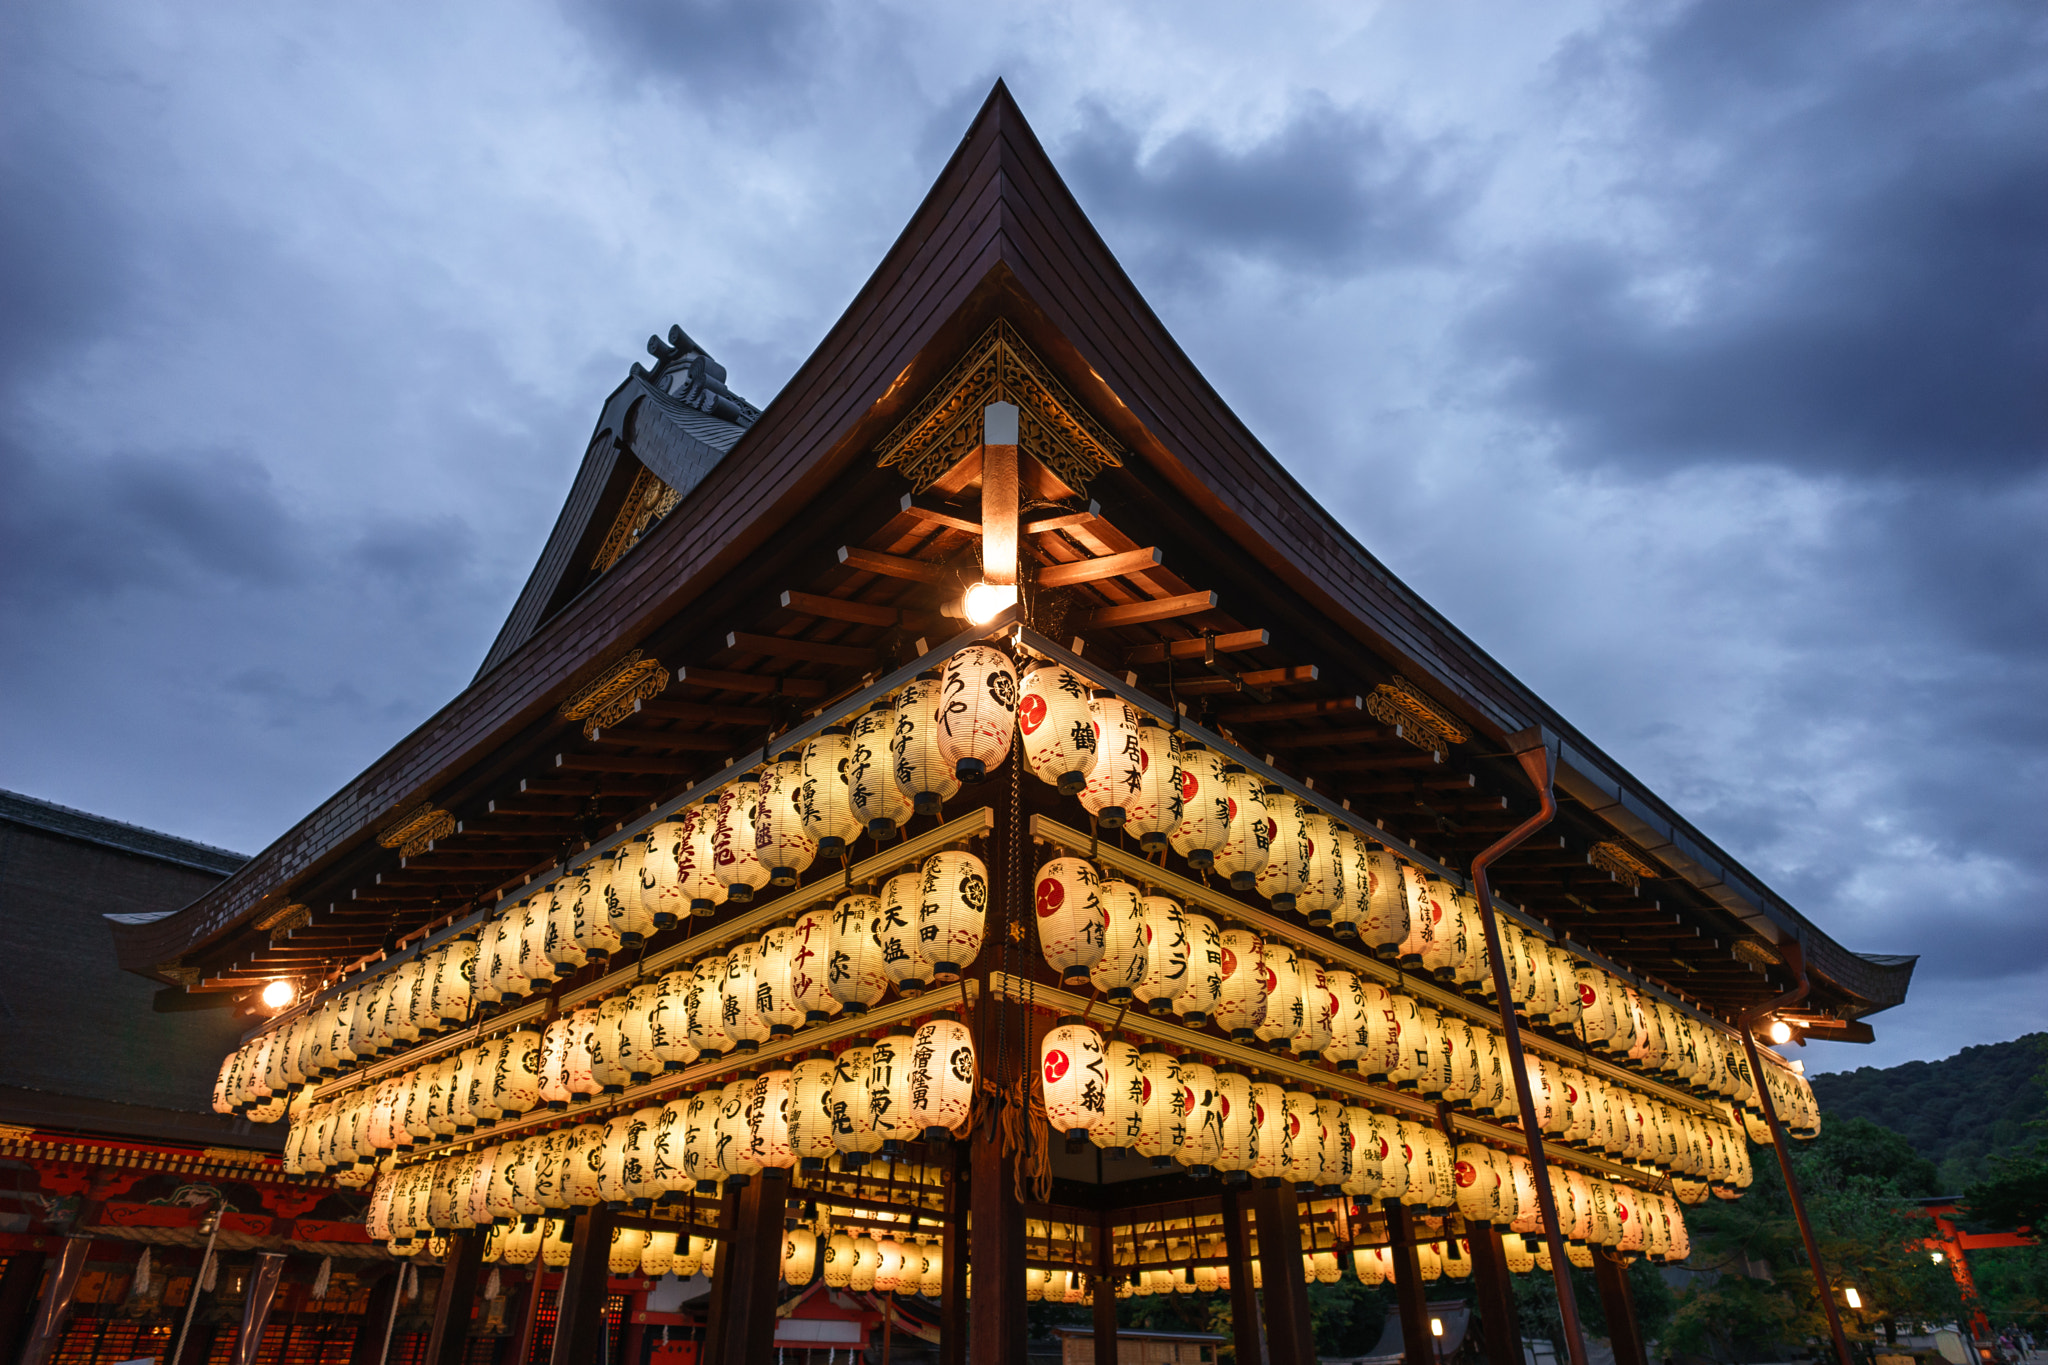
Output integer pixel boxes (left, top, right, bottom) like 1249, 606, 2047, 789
873, 320, 1125, 493
591, 466, 683, 573
378, 804, 457, 858
559, 650, 669, 739
1364, 677, 1469, 756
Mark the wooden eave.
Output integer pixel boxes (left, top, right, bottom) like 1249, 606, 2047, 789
117, 82, 1907, 1034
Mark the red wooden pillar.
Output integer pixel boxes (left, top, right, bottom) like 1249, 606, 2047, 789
348, 1267, 402, 1365
1593, 1249, 1645, 1365
1220, 1187, 1266, 1365
1090, 1217, 1119, 1365
700, 1172, 788, 1365
1467, 1226, 1523, 1365
1385, 1205, 1433, 1365
968, 1103, 1026, 1365
425, 1231, 484, 1365
549, 1207, 618, 1365
1249, 1185, 1314, 1365
939, 1141, 968, 1365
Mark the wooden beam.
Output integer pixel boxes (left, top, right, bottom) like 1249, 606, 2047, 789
780, 589, 906, 628
726, 631, 874, 668
626, 696, 774, 727
1214, 694, 1362, 725
1036, 546, 1162, 588
1312, 752, 1447, 772
1261, 722, 1397, 747
1024, 503, 1101, 535
675, 666, 827, 699
1170, 666, 1320, 696
898, 495, 980, 536
1344, 773, 1477, 794
837, 545, 944, 584
1123, 629, 1268, 664
1074, 591, 1217, 629
555, 752, 706, 775
587, 728, 735, 751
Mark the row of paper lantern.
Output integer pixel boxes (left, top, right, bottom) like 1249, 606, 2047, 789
220, 845, 988, 1121
1035, 1006, 1758, 1197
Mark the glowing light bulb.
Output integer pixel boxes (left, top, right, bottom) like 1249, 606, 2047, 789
962, 581, 1017, 625
1844, 1286, 1861, 1310
1930, 1250, 1944, 1264
1430, 1318, 1443, 1337
1767, 1020, 1793, 1045
261, 980, 296, 1010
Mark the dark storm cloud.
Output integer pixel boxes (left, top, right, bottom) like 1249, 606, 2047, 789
1468, 0, 2048, 479
566, 0, 835, 102
1061, 96, 1474, 279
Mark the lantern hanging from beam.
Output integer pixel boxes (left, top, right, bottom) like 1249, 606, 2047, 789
867, 1031, 917, 1155
1211, 1068, 1254, 1180
1169, 742, 1231, 869
1134, 895, 1189, 1014
712, 779, 772, 904
1254, 939, 1303, 1049
620, 981, 661, 1083
1324, 969, 1368, 1071
1326, 827, 1366, 939
1179, 1061, 1221, 1175
891, 675, 962, 816
918, 847, 987, 981
714, 1079, 763, 1187
756, 754, 818, 887
798, 725, 863, 860
750, 1069, 796, 1171
782, 1227, 818, 1287
608, 1227, 647, 1275
826, 893, 888, 1014
722, 940, 770, 1053
641, 1230, 677, 1277
935, 644, 1018, 782
543, 880, 592, 981
1280, 1089, 1321, 1188
1018, 661, 1097, 793
754, 927, 805, 1036
1355, 843, 1409, 960
683, 956, 732, 1059
1246, 1080, 1285, 1183
1122, 721, 1185, 853
919, 1244, 944, 1297
1212, 766, 1270, 890
877, 870, 933, 993
1340, 1105, 1384, 1200
1294, 807, 1340, 925
849, 1237, 879, 1292
1256, 791, 1311, 912
823, 1234, 853, 1289
650, 968, 698, 1072
604, 843, 656, 949
832, 1044, 881, 1166
1099, 1039, 1144, 1155
1033, 856, 1106, 985
787, 908, 837, 1023
1089, 878, 1147, 1001
676, 799, 728, 917
1041, 1017, 1108, 1139
789, 1052, 837, 1169
849, 704, 912, 841
906, 1016, 976, 1140
1289, 956, 1334, 1061
1134, 1049, 1187, 1166
637, 818, 689, 929
1172, 912, 1222, 1026
1079, 693, 1141, 830
1213, 930, 1267, 1040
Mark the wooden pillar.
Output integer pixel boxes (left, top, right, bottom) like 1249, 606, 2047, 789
425, 1231, 484, 1365
1220, 1187, 1266, 1365
968, 1100, 1026, 1365
348, 1268, 402, 1365
183, 1322, 223, 1365
940, 1141, 968, 1365
1593, 1250, 1646, 1365
549, 1206, 617, 1365
1466, 1226, 1523, 1365
1386, 1205, 1432, 1365
505, 1264, 546, 1365
0, 1249, 47, 1365
700, 1171, 789, 1365
1249, 1186, 1314, 1365
1090, 1217, 1119, 1365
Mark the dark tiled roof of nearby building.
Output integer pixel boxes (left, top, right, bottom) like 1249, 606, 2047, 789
0, 788, 247, 876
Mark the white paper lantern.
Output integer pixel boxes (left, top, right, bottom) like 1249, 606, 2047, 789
714, 1079, 763, 1187
1134, 895, 1189, 1013
1134, 1050, 1188, 1166
650, 969, 698, 1072
1172, 912, 1223, 1026
890, 675, 962, 816
1294, 807, 1341, 925
826, 894, 889, 1014
1089, 878, 1148, 1001
603, 844, 656, 949
935, 644, 1018, 782
831, 1044, 881, 1166
618, 982, 661, 1082
1099, 1040, 1145, 1154
867, 1032, 918, 1154
722, 939, 771, 1053
1212, 766, 1271, 891
1255, 940, 1304, 1048
641, 1230, 678, 1277
1255, 791, 1311, 912
849, 704, 913, 841
783, 1227, 819, 1287
675, 799, 728, 917
684, 957, 733, 1059
1211, 1069, 1255, 1179
790, 1053, 838, 1170
1169, 742, 1232, 869
1122, 721, 1185, 854
1357, 846, 1410, 960
712, 779, 772, 904
906, 1016, 977, 1139
754, 927, 806, 1036
877, 870, 934, 993
1041, 1019, 1108, 1138
637, 819, 690, 930
918, 848, 988, 980
1289, 956, 1334, 1061
823, 1233, 854, 1289
1079, 693, 1141, 830
757, 754, 819, 886
1018, 662, 1098, 793
1034, 856, 1107, 985
1178, 1062, 1221, 1174
1213, 930, 1268, 1041
750, 1070, 796, 1171
798, 725, 863, 860
787, 907, 838, 1023
1324, 969, 1369, 1071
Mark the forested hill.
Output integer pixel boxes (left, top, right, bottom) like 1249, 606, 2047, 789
1810, 1033, 2047, 1191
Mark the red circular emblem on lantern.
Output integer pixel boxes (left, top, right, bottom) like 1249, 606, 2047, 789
1454, 1161, 1476, 1188
1226, 796, 1238, 821
1578, 982, 1596, 1006
1253, 1102, 1265, 1127
1043, 1050, 1070, 1084
1566, 1085, 1578, 1103
1181, 1087, 1196, 1114
1617, 1203, 1630, 1222
1216, 1095, 1230, 1121
1220, 947, 1237, 976
1018, 693, 1047, 734
1137, 747, 1150, 773
1265, 817, 1279, 842
1287, 1113, 1301, 1139
1259, 966, 1277, 992
1035, 877, 1064, 918
1429, 898, 1444, 923
1180, 770, 1198, 803
1140, 1077, 1152, 1104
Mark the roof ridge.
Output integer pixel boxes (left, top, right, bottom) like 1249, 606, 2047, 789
0, 788, 247, 875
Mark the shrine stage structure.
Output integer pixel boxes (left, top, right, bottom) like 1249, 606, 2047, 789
107, 83, 1913, 1365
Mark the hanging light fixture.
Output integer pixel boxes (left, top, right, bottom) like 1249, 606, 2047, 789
935, 644, 1018, 782
1171, 912, 1223, 1026
907, 1016, 977, 1140
891, 674, 962, 816
604, 844, 656, 950
1213, 929, 1268, 1041
683, 956, 733, 1060
1247, 1079, 1285, 1183
1089, 878, 1148, 1001
789, 1052, 838, 1171
722, 939, 771, 1053
638, 818, 689, 929
1211, 1068, 1255, 1182
918, 847, 988, 982
675, 799, 728, 918
787, 907, 837, 1024
1289, 956, 1334, 1061
1122, 721, 1185, 853
782, 1227, 819, 1287
1079, 693, 1141, 831
798, 725, 863, 861
1034, 856, 1107, 986
823, 1234, 854, 1289
867, 1032, 918, 1156
1134, 1049, 1186, 1167
1169, 743, 1231, 870
826, 893, 889, 1015
1040, 1017, 1108, 1139
1134, 894, 1189, 1014
1018, 662, 1098, 793
1294, 807, 1340, 925
712, 779, 772, 905
1099, 1039, 1144, 1156
1179, 1062, 1221, 1176
832, 1044, 882, 1168
650, 968, 699, 1073
1255, 790, 1310, 912
757, 754, 819, 887
849, 703, 913, 841
1254, 940, 1304, 1050
877, 870, 933, 994
754, 928, 805, 1037
1212, 766, 1271, 890
641, 1230, 678, 1277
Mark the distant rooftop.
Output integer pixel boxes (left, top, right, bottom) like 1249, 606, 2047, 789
0, 788, 247, 877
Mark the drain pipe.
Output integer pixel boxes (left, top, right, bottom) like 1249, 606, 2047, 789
1468, 726, 1591, 1365
1740, 943, 1853, 1365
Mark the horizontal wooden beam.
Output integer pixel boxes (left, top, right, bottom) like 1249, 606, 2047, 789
556, 751, 706, 775
1213, 694, 1362, 725
675, 666, 827, 699
1169, 666, 1320, 696
898, 496, 980, 536
1261, 722, 1398, 747
726, 631, 874, 668
628, 696, 773, 727
1023, 503, 1101, 535
1122, 630, 1268, 665
1037, 546, 1162, 588
837, 545, 944, 584
1344, 773, 1476, 794
1312, 752, 1446, 772
1074, 591, 1217, 629
780, 589, 906, 629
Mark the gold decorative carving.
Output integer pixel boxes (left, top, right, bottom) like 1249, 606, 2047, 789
158, 964, 200, 988
1731, 939, 1783, 970
560, 649, 669, 739
377, 804, 457, 858
263, 904, 312, 945
593, 465, 683, 573
875, 321, 1125, 492
1365, 677, 1469, 755
1589, 840, 1660, 888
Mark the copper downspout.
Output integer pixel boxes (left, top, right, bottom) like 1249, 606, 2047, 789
1467, 726, 1590, 1365
1740, 943, 1854, 1365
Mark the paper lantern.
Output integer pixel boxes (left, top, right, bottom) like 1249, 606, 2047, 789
1079, 693, 1142, 830
787, 908, 837, 1022
714, 1080, 763, 1187
608, 1227, 647, 1275
1289, 956, 1334, 1061
1398, 871, 1451, 968
1122, 721, 1185, 854
782, 1227, 819, 1286
1255, 792, 1311, 912
641, 1230, 677, 1277
1169, 742, 1231, 869
637, 818, 689, 929
1294, 808, 1341, 925
1340, 1105, 1384, 1199
621, 1105, 666, 1208
1279, 1090, 1321, 1187
866, 1032, 918, 1154
650, 969, 698, 1072
493, 1028, 545, 1116
435, 938, 477, 1027
919, 1244, 944, 1297
1133, 1050, 1185, 1165
538, 881, 589, 983
750, 1070, 796, 1171
683, 957, 732, 1059
1098, 1040, 1145, 1155
1213, 930, 1267, 1040
877, 870, 933, 993
1089, 879, 1148, 1001
757, 754, 819, 886
906, 1017, 976, 1140
789, 1053, 838, 1169
498, 901, 546, 994
823, 1233, 854, 1289
1245, 1081, 1284, 1183
874, 1239, 906, 1293
935, 644, 1018, 782
1420, 882, 1470, 981
826, 894, 889, 1014
831, 1045, 881, 1166
711, 780, 771, 905
1254, 940, 1303, 1048
674, 800, 728, 917
1172, 913, 1223, 1026
1177, 1062, 1221, 1174
1034, 856, 1106, 985
754, 927, 805, 1036
619, 982, 662, 1083
1209, 1069, 1254, 1179
1323, 970, 1369, 1071
918, 848, 987, 980
890, 675, 963, 816
1454, 1143, 1504, 1226
1210, 766, 1271, 891
1134, 895, 1189, 1013
675, 1092, 719, 1194
722, 940, 770, 1053
603, 844, 656, 949
1018, 662, 1098, 793
798, 725, 863, 859
849, 703, 912, 840
1041, 1019, 1108, 1138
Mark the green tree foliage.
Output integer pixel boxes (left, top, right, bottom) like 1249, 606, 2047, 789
1812, 1035, 2048, 1190
1514, 1259, 1674, 1351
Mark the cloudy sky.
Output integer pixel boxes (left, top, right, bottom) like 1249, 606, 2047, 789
3, 0, 2041, 1073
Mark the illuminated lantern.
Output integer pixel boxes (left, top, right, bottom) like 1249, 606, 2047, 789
554, 866, 613, 964
1254, 940, 1304, 1049
1247, 1081, 1285, 1183
492, 906, 533, 1000
754, 927, 805, 1037
918, 848, 988, 981
620, 981, 661, 1083
1454, 1143, 1503, 1225
1172, 913, 1222, 1026
906, 1016, 976, 1140
1289, 956, 1334, 1061
1089, 878, 1147, 1001
436, 938, 477, 1026
722, 940, 770, 1053
849, 1238, 879, 1293
1079, 693, 1141, 830
1420, 881, 1469, 980
919, 1244, 944, 1297
831, 1045, 881, 1166
750, 1070, 796, 1171
541, 880, 590, 982
1213, 930, 1267, 1040
1134, 896, 1189, 1014
1211, 1069, 1255, 1179
1294, 808, 1341, 925
1354, 1247, 1389, 1285
782, 1228, 818, 1287
1523, 1054, 1563, 1135
1018, 662, 1097, 793
1211, 766, 1271, 891
589, 995, 634, 1093
874, 1239, 905, 1293
674, 1092, 718, 1194
757, 753, 818, 886
849, 703, 912, 840
1256, 792, 1311, 912
1178, 1062, 1221, 1174
1398, 871, 1449, 968
1501, 1232, 1534, 1274
603, 843, 656, 949
891, 675, 962, 816
1280, 1090, 1320, 1187
683, 957, 732, 1059
877, 870, 933, 993
1133, 1049, 1185, 1166
1324, 970, 1370, 1071
506, 899, 549, 992
1100, 1040, 1145, 1155
493, 1028, 545, 1116
609, 1227, 647, 1275
866, 1032, 918, 1155
466, 1039, 506, 1129
714, 1079, 763, 1186
1169, 742, 1231, 869
1041, 1018, 1108, 1138
1122, 721, 1185, 854
637, 818, 689, 930
712, 779, 772, 905
622, 1104, 666, 1208
675, 800, 728, 917
650, 968, 698, 1072
1034, 856, 1106, 985
1340, 1105, 1384, 1199
826, 894, 889, 1014
823, 1234, 853, 1289
798, 725, 863, 860
789, 1053, 838, 1169
787, 908, 837, 1022
701, 1240, 718, 1279
641, 1230, 677, 1277
935, 644, 1018, 782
